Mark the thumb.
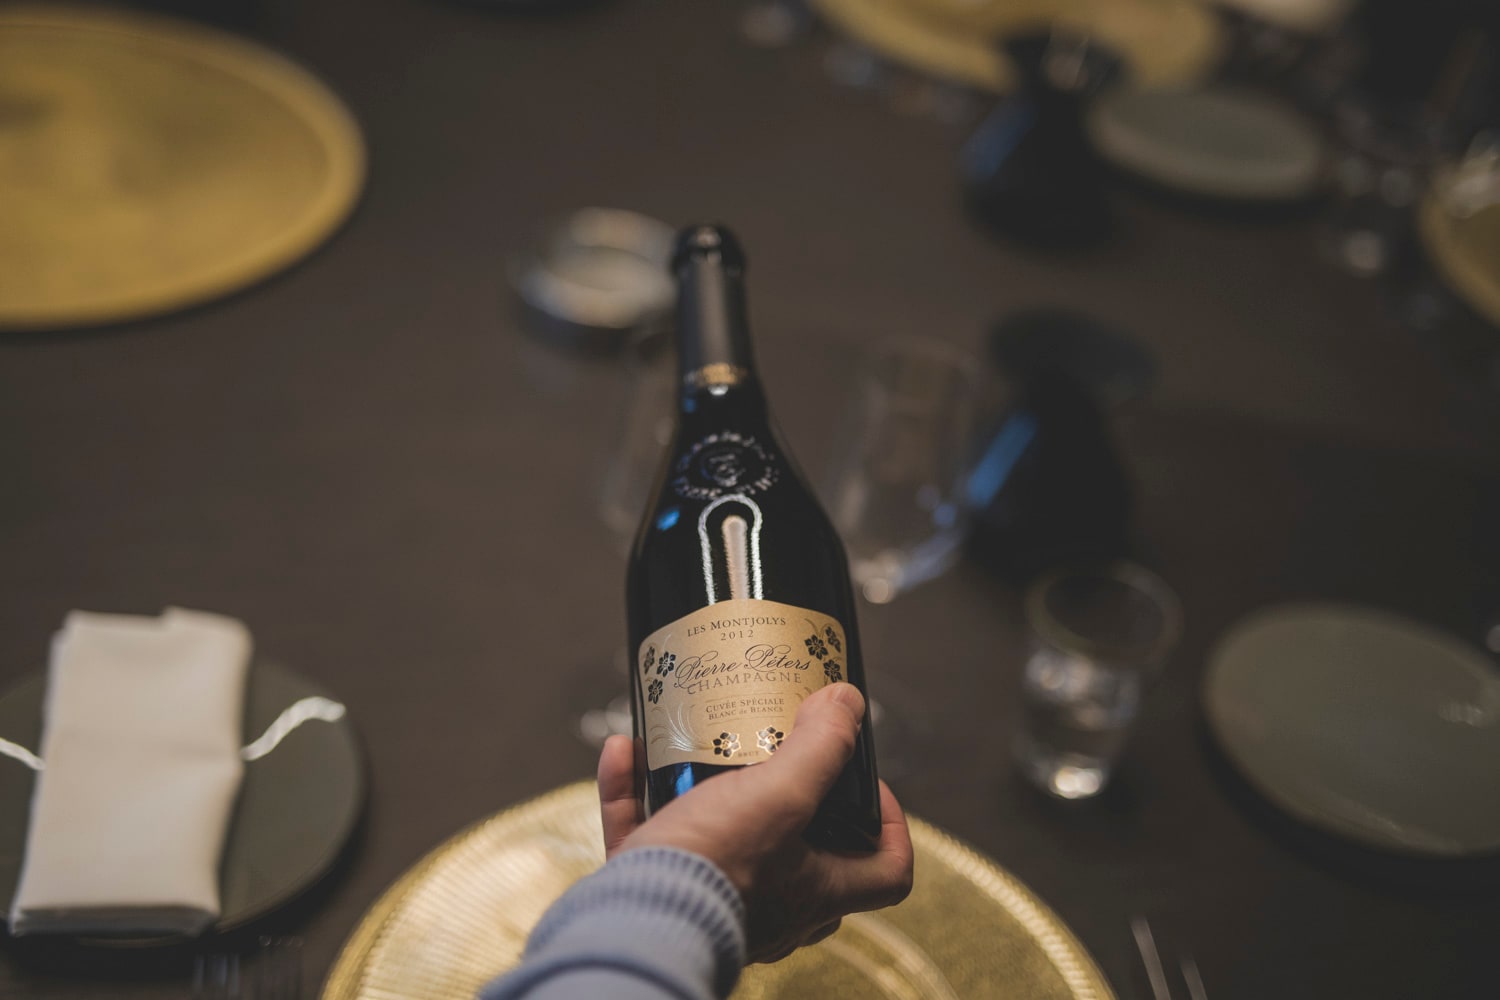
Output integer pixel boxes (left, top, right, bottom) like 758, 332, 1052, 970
750, 683, 864, 819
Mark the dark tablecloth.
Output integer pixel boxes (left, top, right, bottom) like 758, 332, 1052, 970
2, 2, 1498, 998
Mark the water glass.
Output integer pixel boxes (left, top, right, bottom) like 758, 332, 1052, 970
824, 338, 980, 604
1014, 562, 1181, 800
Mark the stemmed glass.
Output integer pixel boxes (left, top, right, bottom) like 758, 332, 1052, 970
597, 328, 675, 551
822, 337, 983, 773
1323, 98, 1447, 278
1414, 130, 1500, 396
824, 337, 982, 605
575, 328, 674, 748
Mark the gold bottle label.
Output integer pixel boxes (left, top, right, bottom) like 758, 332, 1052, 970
637, 598, 849, 768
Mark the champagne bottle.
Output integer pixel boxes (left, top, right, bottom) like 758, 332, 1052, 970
626, 224, 881, 851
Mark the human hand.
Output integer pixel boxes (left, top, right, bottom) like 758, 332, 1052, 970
596, 683, 914, 963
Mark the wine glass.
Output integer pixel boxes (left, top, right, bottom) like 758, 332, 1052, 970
822, 337, 983, 775
575, 328, 674, 748
1408, 131, 1500, 403
1323, 98, 1447, 278
597, 327, 675, 551
824, 337, 982, 605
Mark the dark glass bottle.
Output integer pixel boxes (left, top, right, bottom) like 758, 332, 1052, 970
625, 225, 881, 851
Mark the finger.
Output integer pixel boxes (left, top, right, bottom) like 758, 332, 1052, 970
597, 734, 643, 857
806, 918, 842, 946
812, 782, 915, 912
753, 941, 798, 966
749, 683, 864, 819
756, 918, 842, 966
875, 781, 912, 864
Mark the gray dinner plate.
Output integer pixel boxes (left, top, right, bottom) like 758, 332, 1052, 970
1205, 604, 1500, 857
0, 660, 363, 940
1088, 87, 1326, 202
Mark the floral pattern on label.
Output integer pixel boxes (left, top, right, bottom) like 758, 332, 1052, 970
636, 598, 849, 768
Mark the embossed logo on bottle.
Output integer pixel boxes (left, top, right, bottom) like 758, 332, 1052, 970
638, 598, 847, 767
672, 431, 779, 501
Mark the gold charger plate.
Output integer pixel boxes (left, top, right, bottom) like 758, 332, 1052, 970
1419, 181, 1500, 331
809, 0, 1223, 93
323, 782, 1115, 1000
0, 5, 365, 331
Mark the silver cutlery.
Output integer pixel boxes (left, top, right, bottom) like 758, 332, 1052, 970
191, 938, 301, 1000
256, 936, 303, 1000
192, 952, 242, 1000
1131, 915, 1208, 1000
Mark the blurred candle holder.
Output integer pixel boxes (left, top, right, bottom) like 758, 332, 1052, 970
1013, 562, 1182, 800
962, 30, 1124, 250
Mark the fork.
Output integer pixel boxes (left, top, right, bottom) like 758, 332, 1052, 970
256, 936, 303, 1000
192, 939, 301, 1000
1131, 915, 1208, 1000
192, 952, 243, 1000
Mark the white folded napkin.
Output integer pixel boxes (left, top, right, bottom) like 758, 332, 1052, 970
8, 608, 251, 937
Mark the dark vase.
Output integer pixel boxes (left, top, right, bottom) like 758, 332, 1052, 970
962, 31, 1124, 249
963, 309, 1154, 585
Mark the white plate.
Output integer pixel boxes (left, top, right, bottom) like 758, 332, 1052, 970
1205, 604, 1500, 857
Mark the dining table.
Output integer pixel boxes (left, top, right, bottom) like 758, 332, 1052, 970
2, 1, 1498, 998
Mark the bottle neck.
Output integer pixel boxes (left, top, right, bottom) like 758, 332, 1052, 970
674, 247, 756, 389
671, 224, 767, 418
677, 376, 769, 422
